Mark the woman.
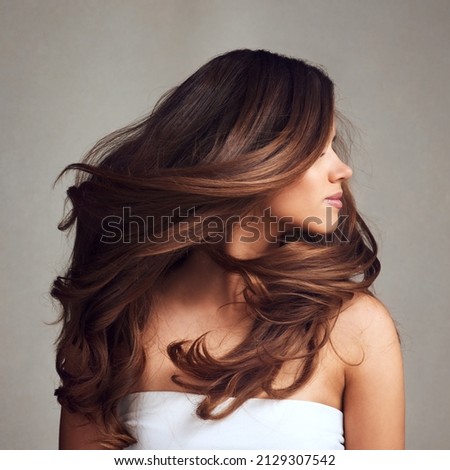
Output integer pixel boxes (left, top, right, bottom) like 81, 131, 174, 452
52, 49, 405, 450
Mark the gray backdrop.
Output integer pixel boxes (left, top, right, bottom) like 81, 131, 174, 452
1, 0, 449, 449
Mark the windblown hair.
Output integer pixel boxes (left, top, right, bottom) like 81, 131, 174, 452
51, 49, 380, 448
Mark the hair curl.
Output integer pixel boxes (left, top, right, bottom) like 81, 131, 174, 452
51, 49, 380, 448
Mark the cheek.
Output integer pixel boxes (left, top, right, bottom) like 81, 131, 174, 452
267, 178, 319, 222
265, 171, 340, 235
288, 174, 320, 209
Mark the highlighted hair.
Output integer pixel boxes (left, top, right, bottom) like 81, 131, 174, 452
51, 49, 379, 448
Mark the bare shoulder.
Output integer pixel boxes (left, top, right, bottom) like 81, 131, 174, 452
336, 292, 398, 334
329, 292, 400, 368
330, 293, 405, 449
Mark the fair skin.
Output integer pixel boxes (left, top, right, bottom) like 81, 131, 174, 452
268, 127, 351, 236
59, 125, 405, 449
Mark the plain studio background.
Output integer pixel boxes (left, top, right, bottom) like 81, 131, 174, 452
1, 0, 449, 450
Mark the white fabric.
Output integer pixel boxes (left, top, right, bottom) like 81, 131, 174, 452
118, 390, 344, 450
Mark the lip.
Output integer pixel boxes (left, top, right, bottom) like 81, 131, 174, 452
324, 199, 343, 209
325, 191, 343, 200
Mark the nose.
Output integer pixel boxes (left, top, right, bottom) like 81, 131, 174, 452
330, 153, 353, 182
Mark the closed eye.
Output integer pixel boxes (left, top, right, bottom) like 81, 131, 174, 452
320, 136, 337, 157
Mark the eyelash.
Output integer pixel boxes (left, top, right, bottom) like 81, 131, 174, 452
320, 137, 337, 157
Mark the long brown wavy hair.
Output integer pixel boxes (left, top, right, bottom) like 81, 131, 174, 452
51, 49, 380, 448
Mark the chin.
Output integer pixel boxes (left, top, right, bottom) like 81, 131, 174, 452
302, 213, 340, 233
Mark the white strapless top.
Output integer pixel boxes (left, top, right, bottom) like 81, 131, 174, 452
118, 391, 344, 450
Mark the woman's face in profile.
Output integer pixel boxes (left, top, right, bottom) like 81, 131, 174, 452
268, 128, 353, 236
